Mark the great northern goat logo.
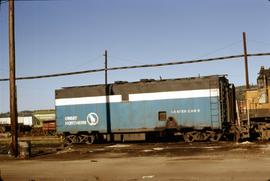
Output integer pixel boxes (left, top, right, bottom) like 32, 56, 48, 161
87, 113, 99, 126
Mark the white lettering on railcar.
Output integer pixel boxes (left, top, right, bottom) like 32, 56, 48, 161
65, 116, 78, 121
65, 120, 87, 125
171, 109, 201, 114
64, 116, 87, 125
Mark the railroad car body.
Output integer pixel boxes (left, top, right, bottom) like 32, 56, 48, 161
0, 110, 56, 136
31, 110, 56, 136
55, 75, 237, 144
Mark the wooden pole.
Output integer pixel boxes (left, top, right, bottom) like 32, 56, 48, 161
9, 0, 18, 157
243, 32, 250, 89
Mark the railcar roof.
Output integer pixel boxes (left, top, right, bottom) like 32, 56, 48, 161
58, 74, 227, 90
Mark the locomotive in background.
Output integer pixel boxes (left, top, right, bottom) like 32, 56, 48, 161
238, 66, 270, 140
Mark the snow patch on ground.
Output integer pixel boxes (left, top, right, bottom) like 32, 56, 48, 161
239, 141, 253, 145
142, 150, 153, 152
153, 147, 164, 151
142, 175, 155, 179
106, 144, 131, 148
56, 147, 74, 154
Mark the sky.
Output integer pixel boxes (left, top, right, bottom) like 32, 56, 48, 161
0, 0, 269, 112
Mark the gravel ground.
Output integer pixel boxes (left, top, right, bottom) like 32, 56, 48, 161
0, 141, 270, 181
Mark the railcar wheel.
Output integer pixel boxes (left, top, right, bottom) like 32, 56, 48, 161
197, 132, 210, 141
78, 135, 88, 144
64, 135, 77, 146
85, 135, 95, 144
209, 133, 222, 142
183, 132, 196, 143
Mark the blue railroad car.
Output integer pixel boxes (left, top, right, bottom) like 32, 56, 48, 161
55, 75, 237, 144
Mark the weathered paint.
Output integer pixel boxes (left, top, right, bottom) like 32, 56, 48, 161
56, 94, 221, 134
55, 75, 229, 135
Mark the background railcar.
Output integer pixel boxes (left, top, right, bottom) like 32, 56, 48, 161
0, 113, 33, 135
0, 110, 56, 136
55, 75, 237, 145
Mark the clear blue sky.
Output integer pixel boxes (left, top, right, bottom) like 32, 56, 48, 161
0, 0, 269, 112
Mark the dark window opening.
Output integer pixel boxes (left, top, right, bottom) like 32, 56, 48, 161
158, 111, 167, 121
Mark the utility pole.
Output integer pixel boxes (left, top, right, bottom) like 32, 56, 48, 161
104, 50, 112, 142
243, 32, 250, 89
9, 0, 18, 157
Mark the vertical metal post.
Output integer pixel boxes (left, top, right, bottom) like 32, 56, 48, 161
243, 32, 250, 89
104, 50, 112, 142
9, 0, 18, 157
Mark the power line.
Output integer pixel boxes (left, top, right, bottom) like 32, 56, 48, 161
249, 39, 270, 46
61, 55, 103, 72
110, 55, 148, 65
0, 52, 269, 82
195, 40, 242, 59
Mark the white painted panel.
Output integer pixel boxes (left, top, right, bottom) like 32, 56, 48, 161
129, 89, 219, 102
23, 117, 33, 126
55, 95, 122, 106
0, 118, 10, 124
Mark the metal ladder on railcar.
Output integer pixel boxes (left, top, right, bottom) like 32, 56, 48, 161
209, 81, 220, 128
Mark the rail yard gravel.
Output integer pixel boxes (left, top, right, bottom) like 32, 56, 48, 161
0, 141, 270, 181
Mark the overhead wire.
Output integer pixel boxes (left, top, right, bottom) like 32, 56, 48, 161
61, 55, 103, 72
0, 1, 268, 82
0, 52, 269, 81
194, 40, 242, 59
109, 55, 148, 66
249, 39, 270, 47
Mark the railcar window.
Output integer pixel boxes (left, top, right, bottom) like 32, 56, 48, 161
158, 111, 167, 121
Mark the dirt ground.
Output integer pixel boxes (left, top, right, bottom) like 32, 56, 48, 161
1, 141, 270, 181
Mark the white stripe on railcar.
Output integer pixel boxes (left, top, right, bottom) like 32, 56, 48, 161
55, 89, 219, 106
55, 95, 122, 106
129, 89, 219, 102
